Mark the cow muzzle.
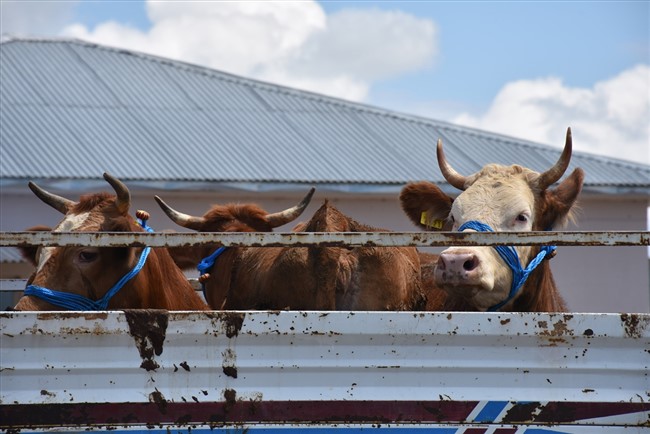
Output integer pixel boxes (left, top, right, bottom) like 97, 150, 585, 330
434, 248, 497, 296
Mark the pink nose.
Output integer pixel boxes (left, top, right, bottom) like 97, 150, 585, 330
435, 252, 481, 285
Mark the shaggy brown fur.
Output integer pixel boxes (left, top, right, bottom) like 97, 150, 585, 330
162, 200, 426, 311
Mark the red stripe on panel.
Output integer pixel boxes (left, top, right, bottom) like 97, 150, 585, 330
1, 400, 648, 429
1, 400, 477, 428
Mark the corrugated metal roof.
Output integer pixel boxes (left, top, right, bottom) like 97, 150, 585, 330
1, 37, 649, 194
0, 247, 24, 264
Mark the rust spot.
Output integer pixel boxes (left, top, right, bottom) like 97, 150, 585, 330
207, 312, 245, 338
583, 328, 594, 336
222, 348, 237, 378
223, 366, 238, 378
582, 388, 595, 393
148, 389, 167, 414
223, 388, 237, 414
40, 390, 55, 397
539, 319, 574, 339
503, 401, 542, 422
224, 388, 236, 403
621, 313, 648, 338
123, 309, 169, 372
179, 361, 190, 372
36, 312, 108, 321
500, 318, 511, 325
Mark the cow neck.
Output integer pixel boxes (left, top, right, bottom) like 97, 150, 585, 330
23, 218, 154, 311
197, 246, 229, 298
456, 220, 557, 312
511, 260, 566, 312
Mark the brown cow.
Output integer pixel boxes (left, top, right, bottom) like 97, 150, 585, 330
155, 194, 425, 311
292, 200, 425, 311
400, 128, 584, 312
13, 173, 209, 311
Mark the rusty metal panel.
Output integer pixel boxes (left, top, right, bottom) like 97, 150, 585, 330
1, 311, 648, 431
1, 230, 649, 248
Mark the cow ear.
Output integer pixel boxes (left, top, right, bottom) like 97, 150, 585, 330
541, 168, 585, 229
399, 182, 454, 231
19, 225, 52, 266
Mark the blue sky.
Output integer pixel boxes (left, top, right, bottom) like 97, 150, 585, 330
1, 1, 649, 164
69, 1, 648, 110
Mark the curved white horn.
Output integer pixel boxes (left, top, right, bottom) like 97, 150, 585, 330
266, 187, 316, 228
28, 182, 76, 214
437, 138, 467, 190
103, 172, 131, 214
538, 127, 573, 189
154, 195, 206, 231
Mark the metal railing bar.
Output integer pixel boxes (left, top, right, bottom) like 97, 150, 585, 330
1, 231, 648, 248
0, 279, 203, 292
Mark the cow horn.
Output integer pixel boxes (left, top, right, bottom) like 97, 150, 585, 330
437, 138, 467, 190
266, 187, 315, 228
103, 172, 131, 214
28, 182, 76, 214
538, 127, 573, 189
154, 195, 206, 231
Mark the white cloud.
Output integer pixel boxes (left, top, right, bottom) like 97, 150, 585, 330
0, 1, 79, 37
453, 65, 650, 164
61, 1, 437, 102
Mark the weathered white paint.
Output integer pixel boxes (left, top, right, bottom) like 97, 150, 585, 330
2, 311, 648, 404
1, 311, 648, 431
1, 189, 648, 313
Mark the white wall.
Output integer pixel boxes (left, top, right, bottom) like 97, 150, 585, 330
2, 188, 648, 313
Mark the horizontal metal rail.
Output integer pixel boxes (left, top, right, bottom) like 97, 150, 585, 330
0, 230, 648, 247
0, 278, 203, 292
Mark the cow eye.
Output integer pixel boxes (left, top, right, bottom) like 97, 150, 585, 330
516, 214, 529, 223
78, 250, 99, 263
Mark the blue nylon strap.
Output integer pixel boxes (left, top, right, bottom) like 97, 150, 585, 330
197, 247, 228, 274
457, 220, 556, 311
196, 246, 228, 298
23, 217, 154, 311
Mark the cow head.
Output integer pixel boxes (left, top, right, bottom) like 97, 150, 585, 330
14, 173, 207, 311
400, 128, 584, 311
154, 189, 314, 308
155, 188, 315, 234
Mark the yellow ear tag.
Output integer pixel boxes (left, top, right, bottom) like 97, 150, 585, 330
420, 211, 444, 229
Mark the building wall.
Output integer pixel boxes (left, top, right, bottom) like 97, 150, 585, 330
1, 188, 648, 313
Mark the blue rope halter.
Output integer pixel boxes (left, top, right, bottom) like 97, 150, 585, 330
196, 246, 228, 298
457, 220, 556, 312
23, 218, 154, 311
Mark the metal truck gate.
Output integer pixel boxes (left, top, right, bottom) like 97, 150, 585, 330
1, 231, 649, 433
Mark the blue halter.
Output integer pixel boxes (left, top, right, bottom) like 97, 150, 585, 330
196, 246, 228, 298
457, 220, 556, 312
23, 218, 154, 311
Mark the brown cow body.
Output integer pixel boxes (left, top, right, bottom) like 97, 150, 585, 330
401, 128, 583, 312
156, 195, 425, 311
294, 201, 425, 311
14, 173, 209, 311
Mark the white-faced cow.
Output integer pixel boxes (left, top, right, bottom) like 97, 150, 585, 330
400, 128, 584, 312
14, 173, 209, 311
155, 194, 425, 311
